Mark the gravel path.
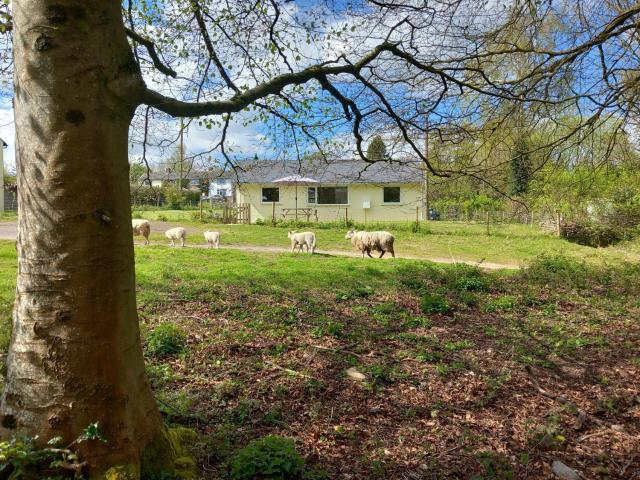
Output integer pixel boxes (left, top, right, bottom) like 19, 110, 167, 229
0, 221, 520, 270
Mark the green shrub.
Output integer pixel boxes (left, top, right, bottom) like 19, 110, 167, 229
420, 294, 451, 314
336, 285, 374, 301
482, 295, 516, 313
230, 435, 304, 480
458, 291, 479, 307
524, 254, 591, 288
561, 220, 627, 247
145, 323, 187, 358
453, 275, 490, 292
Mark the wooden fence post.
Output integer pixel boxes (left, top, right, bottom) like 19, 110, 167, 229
486, 211, 490, 235
199, 197, 203, 221
272, 201, 276, 226
555, 210, 561, 237
345, 208, 348, 226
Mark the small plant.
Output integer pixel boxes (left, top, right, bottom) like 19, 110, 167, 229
146, 363, 175, 387
230, 435, 304, 480
474, 451, 515, 479
371, 302, 399, 315
420, 294, 452, 314
444, 339, 474, 351
482, 296, 516, 313
403, 316, 432, 329
458, 291, 479, 307
454, 275, 490, 292
311, 321, 344, 338
336, 285, 375, 301
400, 277, 423, 290
0, 423, 106, 479
145, 322, 187, 358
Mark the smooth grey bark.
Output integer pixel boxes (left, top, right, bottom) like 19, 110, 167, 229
1, 0, 162, 474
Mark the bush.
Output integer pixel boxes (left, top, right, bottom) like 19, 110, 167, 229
420, 294, 451, 314
145, 323, 187, 358
561, 220, 626, 247
230, 435, 304, 480
453, 274, 490, 292
131, 185, 164, 206
482, 295, 516, 313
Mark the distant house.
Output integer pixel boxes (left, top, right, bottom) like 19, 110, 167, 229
233, 159, 426, 223
140, 169, 233, 199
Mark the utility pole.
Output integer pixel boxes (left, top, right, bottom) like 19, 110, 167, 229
424, 114, 430, 221
179, 118, 184, 191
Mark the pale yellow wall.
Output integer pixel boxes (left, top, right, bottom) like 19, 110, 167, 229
0, 146, 4, 213
236, 183, 423, 223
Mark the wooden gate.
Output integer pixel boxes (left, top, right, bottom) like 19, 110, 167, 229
223, 203, 251, 224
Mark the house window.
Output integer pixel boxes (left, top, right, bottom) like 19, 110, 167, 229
383, 186, 401, 203
307, 187, 316, 204
218, 189, 227, 197
314, 186, 348, 204
262, 187, 280, 202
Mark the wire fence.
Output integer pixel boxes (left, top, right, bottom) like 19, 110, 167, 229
3, 188, 17, 211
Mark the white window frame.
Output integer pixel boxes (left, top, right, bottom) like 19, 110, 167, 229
382, 186, 401, 204
261, 186, 280, 203
307, 186, 349, 205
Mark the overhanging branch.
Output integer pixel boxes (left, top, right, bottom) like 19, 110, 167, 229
125, 27, 177, 78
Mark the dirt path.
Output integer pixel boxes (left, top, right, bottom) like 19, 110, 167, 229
0, 221, 520, 270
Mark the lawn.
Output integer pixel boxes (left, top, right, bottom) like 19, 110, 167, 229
140, 219, 640, 266
0, 211, 17, 221
0, 241, 638, 478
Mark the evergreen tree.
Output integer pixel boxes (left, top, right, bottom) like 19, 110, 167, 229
367, 135, 387, 162
511, 136, 532, 195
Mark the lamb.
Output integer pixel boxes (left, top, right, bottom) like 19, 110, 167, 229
132, 219, 151, 245
203, 230, 221, 249
345, 230, 395, 258
165, 227, 186, 247
287, 231, 316, 254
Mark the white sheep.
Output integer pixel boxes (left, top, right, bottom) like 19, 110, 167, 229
165, 227, 186, 247
287, 230, 316, 254
345, 230, 395, 258
132, 219, 151, 245
203, 230, 221, 249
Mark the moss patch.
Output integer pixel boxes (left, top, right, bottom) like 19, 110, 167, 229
140, 426, 198, 479
102, 464, 140, 480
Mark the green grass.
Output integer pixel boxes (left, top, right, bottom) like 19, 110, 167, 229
0, 240, 638, 478
0, 211, 17, 221
140, 220, 640, 266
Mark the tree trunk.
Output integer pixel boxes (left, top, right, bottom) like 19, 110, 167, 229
2, 0, 164, 475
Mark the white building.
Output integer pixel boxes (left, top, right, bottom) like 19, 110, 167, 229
209, 178, 233, 199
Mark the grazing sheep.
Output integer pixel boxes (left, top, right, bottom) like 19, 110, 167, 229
132, 219, 151, 245
345, 230, 395, 258
203, 230, 221, 249
165, 227, 186, 247
288, 230, 316, 254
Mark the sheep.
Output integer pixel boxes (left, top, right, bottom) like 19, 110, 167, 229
203, 230, 221, 249
287, 230, 316, 254
165, 227, 186, 247
345, 230, 395, 258
132, 219, 151, 245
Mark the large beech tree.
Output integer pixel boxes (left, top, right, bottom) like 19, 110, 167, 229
1, 0, 639, 476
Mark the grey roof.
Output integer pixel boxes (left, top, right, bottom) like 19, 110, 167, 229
231, 160, 424, 185
142, 168, 230, 182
